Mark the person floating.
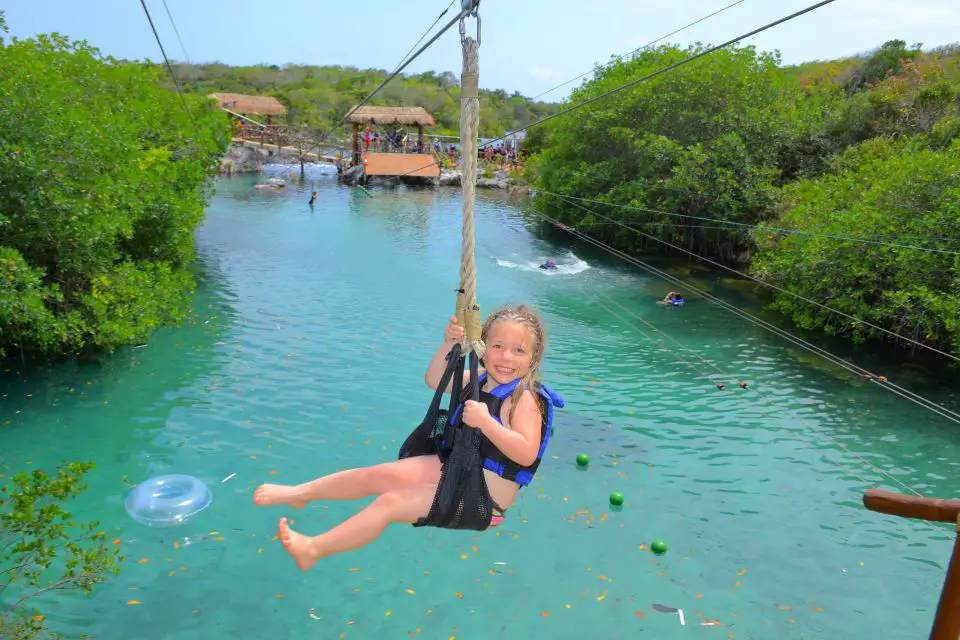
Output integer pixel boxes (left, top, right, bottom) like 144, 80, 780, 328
539, 257, 557, 270
308, 191, 318, 205
659, 291, 685, 306
253, 305, 560, 570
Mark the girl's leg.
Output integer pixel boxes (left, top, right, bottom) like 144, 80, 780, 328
277, 483, 437, 570
253, 455, 442, 509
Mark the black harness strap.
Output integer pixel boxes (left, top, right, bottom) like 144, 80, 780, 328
398, 346, 495, 531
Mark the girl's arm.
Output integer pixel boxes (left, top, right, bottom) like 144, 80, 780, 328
469, 391, 542, 467
424, 316, 483, 392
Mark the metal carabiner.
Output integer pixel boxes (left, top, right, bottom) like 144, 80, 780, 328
459, 0, 481, 45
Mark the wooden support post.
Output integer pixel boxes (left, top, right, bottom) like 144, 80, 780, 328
417, 124, 424, 154
863, 489, 960, 640
352, 124, 361, 167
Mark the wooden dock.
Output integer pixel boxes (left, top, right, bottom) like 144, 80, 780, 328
362, 152, 440, 178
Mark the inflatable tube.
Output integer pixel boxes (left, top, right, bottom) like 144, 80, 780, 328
125, 474, 212, 527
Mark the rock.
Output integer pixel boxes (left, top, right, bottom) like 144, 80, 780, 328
439, 171, 462, 187
220, 144, 265, 173
476, 178, 508, 189
338, 164, 365, 185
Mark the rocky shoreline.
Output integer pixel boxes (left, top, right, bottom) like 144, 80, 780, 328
222, 142, 532, 193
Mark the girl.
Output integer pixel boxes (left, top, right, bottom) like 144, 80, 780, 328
254, 305, 553, 570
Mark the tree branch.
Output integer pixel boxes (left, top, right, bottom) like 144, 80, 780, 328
2, 573, 98, 615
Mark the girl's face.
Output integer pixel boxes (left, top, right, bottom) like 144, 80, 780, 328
483, 320, 536, 386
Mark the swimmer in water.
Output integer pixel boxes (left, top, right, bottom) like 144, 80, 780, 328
540, 257, 557, 270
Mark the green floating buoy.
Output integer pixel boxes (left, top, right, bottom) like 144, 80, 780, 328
576, 453, 590, 467
609, 491, 624, 506
651, 540, 668, 555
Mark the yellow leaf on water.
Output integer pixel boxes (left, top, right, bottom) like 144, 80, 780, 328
276, 594, 285, 599
471, 546, 478, 553
173, 541, 180, 550
406, 589, 416, 595
348, 567, 360, 572
138, 558, 149, 564
214, 537, 225, 541
459, 554, 468, 559
32, 615, 44, 622
168, 571, 175, 577
209, 531, 219, 536
385, 611, 392, 616
737, 568, 747, 577
127, 600, 141, 605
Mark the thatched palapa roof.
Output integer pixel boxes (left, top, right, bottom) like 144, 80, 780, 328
344, 106, 436, 127
209, 92, 287, 116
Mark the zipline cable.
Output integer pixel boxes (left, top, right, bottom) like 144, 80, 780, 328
138, 0, 196, 132
480, 0, 839, 150
549, 192, 960, 363
531, 0, 749, 102
303, 5, 472, 158
161, 0, 192, 65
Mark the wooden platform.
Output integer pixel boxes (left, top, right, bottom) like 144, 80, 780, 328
362, 153, 440, 178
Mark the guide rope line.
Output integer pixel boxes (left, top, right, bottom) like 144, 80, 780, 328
585, 286, 735, 390
538, 213, 959, 524
551, 192, 960, 363
541, 191, 960, 256
591, 286, 745, 390
529, 204, 960, 427
583, 278, 953, 536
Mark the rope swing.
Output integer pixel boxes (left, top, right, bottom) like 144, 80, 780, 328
456, 19, 484, 360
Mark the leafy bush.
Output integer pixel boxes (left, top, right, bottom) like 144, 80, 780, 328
0, 28, 230, 358
1, 462, 122, 639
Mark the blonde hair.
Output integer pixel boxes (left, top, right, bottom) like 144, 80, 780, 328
480, 304, 548, 422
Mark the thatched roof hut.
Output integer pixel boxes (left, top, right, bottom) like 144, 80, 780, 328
344, 106, 436, 127
209, 92, 287, 117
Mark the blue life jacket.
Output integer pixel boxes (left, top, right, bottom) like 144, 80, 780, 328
447, 373, 564, 487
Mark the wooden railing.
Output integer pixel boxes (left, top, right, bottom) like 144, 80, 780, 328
863, 489, 960, 639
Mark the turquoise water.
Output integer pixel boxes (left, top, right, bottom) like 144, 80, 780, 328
3, 168, 960, 639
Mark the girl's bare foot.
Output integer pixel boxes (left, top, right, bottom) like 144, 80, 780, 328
278, 517, 320, 571
253, 484, 307, 509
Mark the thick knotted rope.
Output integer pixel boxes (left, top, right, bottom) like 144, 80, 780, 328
457, 36, 485, 359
